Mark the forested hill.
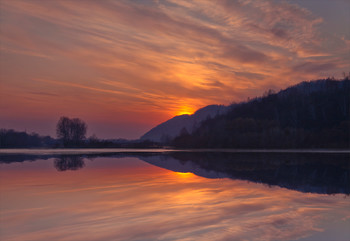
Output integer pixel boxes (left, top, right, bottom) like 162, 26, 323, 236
172, 78, 350, 148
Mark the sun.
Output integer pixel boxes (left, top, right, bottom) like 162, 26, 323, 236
177, 111, 192, 115
176, 106, 195, 116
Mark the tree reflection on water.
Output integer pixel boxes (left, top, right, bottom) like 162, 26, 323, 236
0, 151, 349, 194
54, 156, 85, 171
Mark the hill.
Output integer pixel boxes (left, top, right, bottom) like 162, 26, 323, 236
171, 78, 350, 148
140, 104, 228, 142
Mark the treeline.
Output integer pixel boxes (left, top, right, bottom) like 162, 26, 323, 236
0, 128, 159, 149
85, 136, 160, 148
0, 129, 56, 148
172, 78, 350, 148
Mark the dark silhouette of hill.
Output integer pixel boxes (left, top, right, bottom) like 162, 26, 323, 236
141, 105, 228, 142
172, 78, 350, 148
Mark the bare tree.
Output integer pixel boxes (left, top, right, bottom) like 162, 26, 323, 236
56, 117, 87, 147
56, 117, 71, 146
71, 118, 87, 145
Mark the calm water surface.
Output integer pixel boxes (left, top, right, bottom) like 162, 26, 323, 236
0, 151, 349, 241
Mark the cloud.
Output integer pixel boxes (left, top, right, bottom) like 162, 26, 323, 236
2, 157, 350, 241
0, 0, 349, 138
221, 43, 268, 64
234, 71, 266, 80
29, 91, 59, 97
292, 62, 337, 74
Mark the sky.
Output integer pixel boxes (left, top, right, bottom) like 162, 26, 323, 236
0, 0, 349, 139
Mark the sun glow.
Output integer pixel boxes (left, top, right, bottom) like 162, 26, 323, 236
177, 111, 192, 115
176, 106, 195, 116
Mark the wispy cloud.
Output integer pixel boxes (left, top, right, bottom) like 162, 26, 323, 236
0, 0, 349, 137
1, 156, 350, 240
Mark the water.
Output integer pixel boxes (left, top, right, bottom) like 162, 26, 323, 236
0, 150, 349, 241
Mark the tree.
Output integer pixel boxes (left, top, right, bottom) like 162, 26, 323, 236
56, 116, 87, 147
54, 156, 85, 171
56, 117, 71, 146
70, 118, 87, 145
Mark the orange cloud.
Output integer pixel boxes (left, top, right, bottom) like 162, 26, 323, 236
1, 156, 349, 240
0, 0, 349, 138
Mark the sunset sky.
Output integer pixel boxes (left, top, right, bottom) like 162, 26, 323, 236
0, 0, 349, 139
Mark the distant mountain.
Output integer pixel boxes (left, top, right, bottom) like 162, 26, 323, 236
172, 78, 350, 148
141, 104, 228, 142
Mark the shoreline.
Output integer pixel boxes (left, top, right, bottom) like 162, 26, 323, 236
0, 148, 349, 155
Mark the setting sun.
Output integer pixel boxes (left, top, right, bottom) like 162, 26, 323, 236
176, 106, 196, 116
177, 111, 192, 116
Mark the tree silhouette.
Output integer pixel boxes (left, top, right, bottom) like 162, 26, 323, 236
54, 156, 85, 171
56, 116, 87, 147
0, 129, 55, 148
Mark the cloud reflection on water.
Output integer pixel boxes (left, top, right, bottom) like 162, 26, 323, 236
0, 156, 349, 241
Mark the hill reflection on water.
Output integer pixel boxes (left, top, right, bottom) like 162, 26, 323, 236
1, 151, 349, 195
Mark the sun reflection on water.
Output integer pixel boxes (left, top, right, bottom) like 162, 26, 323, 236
174, 172, 196, 178
0, 156, 349, 241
